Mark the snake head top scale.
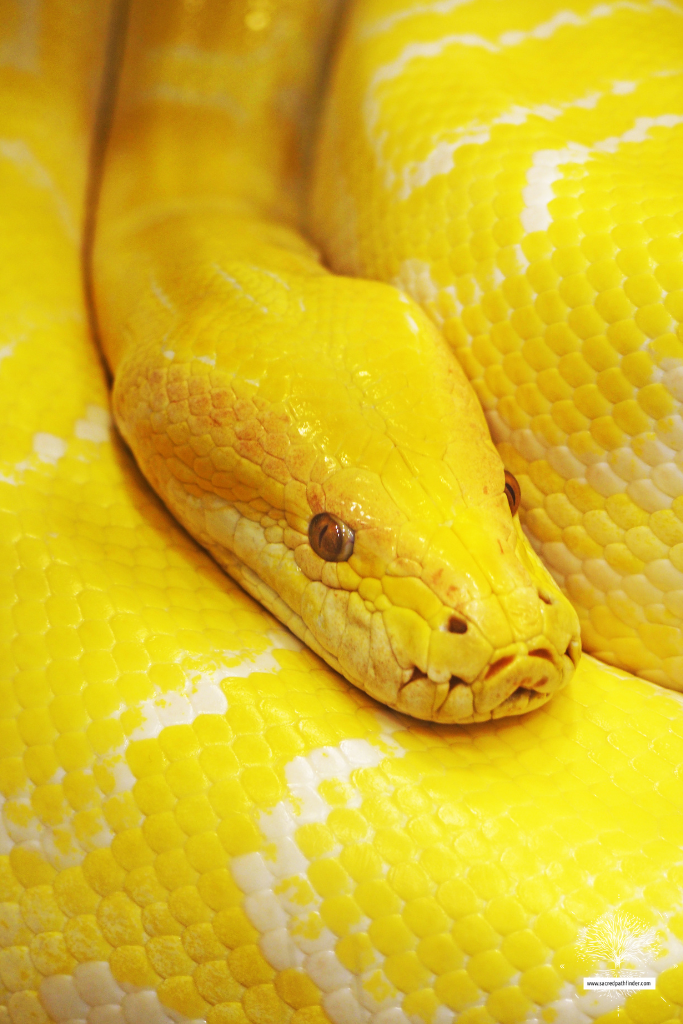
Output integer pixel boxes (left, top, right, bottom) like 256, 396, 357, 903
105, 212, 581, 723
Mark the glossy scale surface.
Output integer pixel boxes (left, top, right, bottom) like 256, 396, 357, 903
1, 3, 683, 1024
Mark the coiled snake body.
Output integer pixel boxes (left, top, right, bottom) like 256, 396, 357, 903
2, 2, 683, 1023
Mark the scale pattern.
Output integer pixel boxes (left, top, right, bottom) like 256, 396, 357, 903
311, 0, 683, 690
2, 2, 683, 1024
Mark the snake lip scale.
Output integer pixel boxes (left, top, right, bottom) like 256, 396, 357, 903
398, 635, 573, 720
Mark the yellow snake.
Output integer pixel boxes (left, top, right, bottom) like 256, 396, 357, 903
3, 0, 683, 1022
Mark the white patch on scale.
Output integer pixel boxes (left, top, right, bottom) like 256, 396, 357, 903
124, 644, 288, 742
228, 726, 408, 1024
39, 962, 193, 1024
521, 113, 683, 232
397, 77, 641, 199
150, 277, 175, 312
33, 431, 68, 464
0, 342, 15, 366
364, 1, 681, 151
75, 405, 111, 443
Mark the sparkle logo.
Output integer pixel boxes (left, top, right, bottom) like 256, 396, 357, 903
580, 911, 660, 993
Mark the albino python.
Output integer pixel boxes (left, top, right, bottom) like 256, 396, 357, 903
3, 0, 683, 1022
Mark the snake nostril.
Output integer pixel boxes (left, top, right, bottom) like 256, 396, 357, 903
448, 616, 468, 634
486, 654, 515, 679
538, 590, 554, 605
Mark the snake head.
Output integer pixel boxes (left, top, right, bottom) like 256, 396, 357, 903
107, 225, 580, 722
288, 462, 580, 723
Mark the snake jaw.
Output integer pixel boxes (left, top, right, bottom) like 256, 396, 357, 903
390, 629, 577, 723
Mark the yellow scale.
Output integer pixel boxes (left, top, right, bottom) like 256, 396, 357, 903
2, 2, 683, 1024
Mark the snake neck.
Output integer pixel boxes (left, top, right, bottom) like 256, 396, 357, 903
93, 0, 581, 721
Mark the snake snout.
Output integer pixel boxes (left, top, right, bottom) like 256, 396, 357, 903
370, 512, 582, 723
396, 637, 574, 724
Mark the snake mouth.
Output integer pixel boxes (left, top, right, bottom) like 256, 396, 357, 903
395, 643, 571, 723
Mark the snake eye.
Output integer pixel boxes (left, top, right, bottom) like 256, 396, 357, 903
504, 471, 521, 516
308, 512, 355, 562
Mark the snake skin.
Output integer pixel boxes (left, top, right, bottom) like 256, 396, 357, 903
2, 2, 683, 1024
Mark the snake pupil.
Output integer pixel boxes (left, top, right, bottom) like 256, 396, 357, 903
309, 512, 355, 562
504, 471, 521, 516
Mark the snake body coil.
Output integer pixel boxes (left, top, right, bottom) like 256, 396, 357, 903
2, 2, 683, 1023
